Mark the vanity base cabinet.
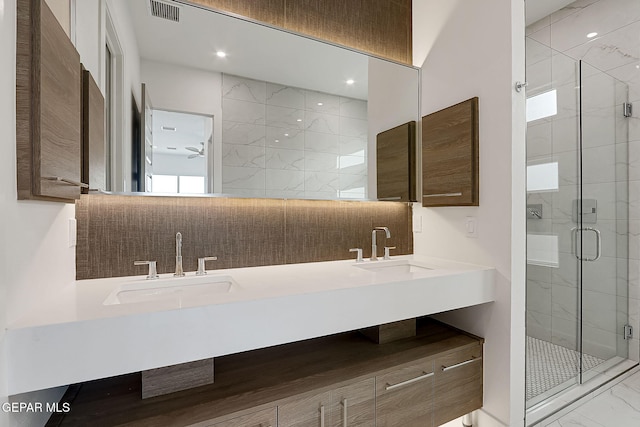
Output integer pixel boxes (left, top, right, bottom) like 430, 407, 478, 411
49, 319, 482, 427
278, 390, 331, 427
375, 357, 434, 427
330, 378, 375, 427
433, 343, 483, 426
207, 407, 277, 427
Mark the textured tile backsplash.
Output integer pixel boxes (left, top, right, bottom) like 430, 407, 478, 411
221, 74, 368, 200
76, 194, 412, 280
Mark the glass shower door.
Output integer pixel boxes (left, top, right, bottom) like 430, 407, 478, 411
525, 51, 630, 410
577, 61, 629, 383
526, 45, 582, 407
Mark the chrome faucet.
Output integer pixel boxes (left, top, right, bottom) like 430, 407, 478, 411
371, 226, 391, 261
174, 232, 185, 277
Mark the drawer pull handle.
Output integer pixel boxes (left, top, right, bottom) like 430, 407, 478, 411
385, 371, 434, 391
42, 176, 89, 189
378, 196, 402, 201
423, 192, 463, 198
442, 356, 482, 372
342, 398, 348, 426
320, 404, 325, 427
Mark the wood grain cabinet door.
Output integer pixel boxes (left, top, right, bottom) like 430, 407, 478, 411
433, 344, 483, 426
278, 390, 331, 427
81, 68, 105, 193
17, 0, 83, 202
375, 357, 434, 427
330, 378, 375, 427
208, 407, 277, 427
422, 97, 479, 207
376, 121, 416, 202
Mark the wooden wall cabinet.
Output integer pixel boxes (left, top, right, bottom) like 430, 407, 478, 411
81, 68, 106, 193
376, 121, 416, 202
422, 97, 479, 207
17, 0, 84, 202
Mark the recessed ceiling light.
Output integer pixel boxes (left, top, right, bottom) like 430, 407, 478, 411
296, 119, 302, 122
284, 133, 289, 137
346, 79, 355, 85
586, 32, 598, 38
161, 126, 177, 131
216, 51, 227, 58
317, 102, 323, 106
636, 65, 640, 69
275, 139, 280, 143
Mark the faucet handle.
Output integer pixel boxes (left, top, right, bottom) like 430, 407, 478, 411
197, 256, 218, 275
134, 260, 159, 280
349, 248, 364, 263
383, 246, 396, 260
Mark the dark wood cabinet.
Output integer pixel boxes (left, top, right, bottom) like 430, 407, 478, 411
375, 357, 434, 427
330, 378, 375, 427
376, 121, 416, 202
209, 407, 277, 427
81, 68, 106, 193
422, 97, 479, 207
49, 319, 483, 427
16, 0, 84, 202
433, 343, 483, 426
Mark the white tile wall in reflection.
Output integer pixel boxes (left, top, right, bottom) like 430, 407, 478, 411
222, 74, 367, 199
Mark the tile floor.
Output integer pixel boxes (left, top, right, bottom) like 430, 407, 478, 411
534, 367, 640, 426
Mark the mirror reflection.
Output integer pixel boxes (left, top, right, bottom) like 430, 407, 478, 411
76, 0, 419, 199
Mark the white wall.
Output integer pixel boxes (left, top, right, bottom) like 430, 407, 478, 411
104, 0, 141, 192
367, 57, 420, 199
74, 0, 102, 85
140, 59, 223, 192
1, 0, 76, 425
412, 1, 526, 426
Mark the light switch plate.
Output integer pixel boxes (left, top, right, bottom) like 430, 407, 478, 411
413, 215, 422, 233
465, 216, 477, 238
69, 218, 77, 248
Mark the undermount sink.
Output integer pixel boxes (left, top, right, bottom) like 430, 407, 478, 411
354, 259, 433, 274
103, 274, 239, 305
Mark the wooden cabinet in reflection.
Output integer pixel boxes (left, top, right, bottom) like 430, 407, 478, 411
376, 121, 416, 202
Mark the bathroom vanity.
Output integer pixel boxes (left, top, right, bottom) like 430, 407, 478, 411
6, 255, 494, 399
48, 318, 483, 427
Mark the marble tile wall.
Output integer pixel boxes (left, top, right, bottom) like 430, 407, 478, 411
221, 74, 368, 200
526, 0, 638, 361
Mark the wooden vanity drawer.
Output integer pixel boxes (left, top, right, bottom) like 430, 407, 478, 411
433, 343, 483, 426
375, 357, 434, 427
207, 406, 276, 427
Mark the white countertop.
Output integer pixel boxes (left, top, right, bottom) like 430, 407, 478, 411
6, 255, 495, 395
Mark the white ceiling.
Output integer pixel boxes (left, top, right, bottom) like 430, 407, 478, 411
126, 0, 369, 99
525, 0, 576, 25
153, 109, 211, 157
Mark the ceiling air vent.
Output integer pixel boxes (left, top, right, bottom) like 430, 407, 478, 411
148, 0, 180, 23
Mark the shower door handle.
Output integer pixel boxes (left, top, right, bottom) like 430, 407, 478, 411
571, 227, 601, 261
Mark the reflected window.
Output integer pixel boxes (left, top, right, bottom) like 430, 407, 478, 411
152, 175, 178, 193
526, 89, 557, 122
527, 162, 558, 192
179, 176, 205, 194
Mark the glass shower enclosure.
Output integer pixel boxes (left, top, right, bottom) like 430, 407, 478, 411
525, 39, 630, 411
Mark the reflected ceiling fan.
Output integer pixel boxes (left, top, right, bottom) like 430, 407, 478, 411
185, 142, 204, 159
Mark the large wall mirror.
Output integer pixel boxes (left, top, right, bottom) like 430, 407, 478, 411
75, 0, 419, 200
